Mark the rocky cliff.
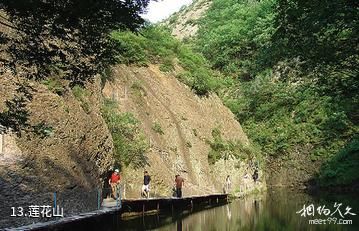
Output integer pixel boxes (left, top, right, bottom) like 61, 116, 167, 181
0, 74, 114, 228
0, 63, 265, 228
103, 64, 264, 198
164, 0, 211, 40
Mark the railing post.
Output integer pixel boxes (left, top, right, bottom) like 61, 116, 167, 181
97, 188, 101, 210
0, 125, 4, 154
53, 192, 57, 209
0, 133, 3, 154
119, 185, 122, 208
116, 185, 119, 208
123, 183, 126, 199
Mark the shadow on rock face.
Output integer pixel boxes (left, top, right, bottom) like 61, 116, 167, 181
0, 145, 105, 229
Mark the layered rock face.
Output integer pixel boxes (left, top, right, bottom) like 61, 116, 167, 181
103, 65, 264, 198
164, 0, 212, 40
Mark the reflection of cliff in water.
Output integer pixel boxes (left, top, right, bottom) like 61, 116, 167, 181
147, 194, 269, 230
149, 189, 359, 231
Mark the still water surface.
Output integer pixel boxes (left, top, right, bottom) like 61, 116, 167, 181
96, 189, 358, 231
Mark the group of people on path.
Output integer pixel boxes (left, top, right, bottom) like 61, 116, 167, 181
223, 169, 260, 194
106, 169, 185, 199
107, 168, 258, 199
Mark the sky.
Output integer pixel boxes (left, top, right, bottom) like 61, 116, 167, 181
142, 0, 193, 23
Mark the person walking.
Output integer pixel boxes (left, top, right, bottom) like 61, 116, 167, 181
175, 174, 184, 198
253, 169, 259, 184
103, 167, 113, 198
142, 170, 151, 198
109, 169, 121, 199
224, 175, 231, 193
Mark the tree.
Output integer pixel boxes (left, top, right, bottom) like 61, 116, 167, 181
0, 0, 152, 85
274, 0, 358, 69
0, 0, 153, 134
272, 0, 359, 98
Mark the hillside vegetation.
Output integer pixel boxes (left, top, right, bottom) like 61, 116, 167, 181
111, 26, 224, 96
193, 0, 358, 186
109, 26, 261, 168
112, 0, 358, 187
103, 0, 358, 187
1, 0, 357, 189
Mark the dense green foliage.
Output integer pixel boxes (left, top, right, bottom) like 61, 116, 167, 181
101, 99, 149, 169
197, 0, 276, 77
111, 26, 223, 95
274, 0, 358, 74
195, 0, 358, 185
318, 138, 359, 186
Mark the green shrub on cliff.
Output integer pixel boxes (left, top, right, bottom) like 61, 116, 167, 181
41, 78, 65, 95
101, 99, 149, 168
72, 85, 90, 114
207, 127, 257, 165
111, 26, 223, 96
152, 122, 164, 135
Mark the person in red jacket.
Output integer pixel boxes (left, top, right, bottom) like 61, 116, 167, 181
108, 169, 121, 198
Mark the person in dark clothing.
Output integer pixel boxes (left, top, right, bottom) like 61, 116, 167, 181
142, 171, 151, 198
102, 168, 113, 198
252, 169, 259, 183
175, 174, 184, 198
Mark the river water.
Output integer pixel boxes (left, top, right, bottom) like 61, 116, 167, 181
95, 188, 358, 231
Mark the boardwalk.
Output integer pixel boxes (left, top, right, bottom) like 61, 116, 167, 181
106, 194, 229, 217
7, 194, 229, 231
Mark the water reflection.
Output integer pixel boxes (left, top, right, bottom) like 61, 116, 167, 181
96, 189, 358, 231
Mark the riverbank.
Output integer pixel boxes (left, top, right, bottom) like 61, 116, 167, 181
231, 179, 267, 199
306, 181, 359, 194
